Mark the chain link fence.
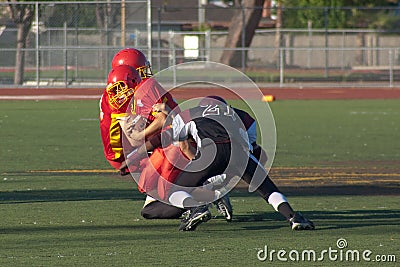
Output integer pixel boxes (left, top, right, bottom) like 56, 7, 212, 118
0, 0, 150, 87
0, 1, 399, 87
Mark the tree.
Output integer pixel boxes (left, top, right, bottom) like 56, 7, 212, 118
220, 0, 265, 68
7, 0, 35, 85
280, 0, 400, 66
281, 0, 399, 29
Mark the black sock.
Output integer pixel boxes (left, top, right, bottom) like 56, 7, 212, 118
277, 202, 295, 220
182, 197, 200, 209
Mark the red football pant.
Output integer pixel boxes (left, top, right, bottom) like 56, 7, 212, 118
138, 145, 189, 200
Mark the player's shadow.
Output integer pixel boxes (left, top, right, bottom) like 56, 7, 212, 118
0, 223, 181, 238
227, 209, 400, 231
228, 212, 287, 231
305, 209, 400, 230
228, 185, 400, 230
0, 189, 145, 204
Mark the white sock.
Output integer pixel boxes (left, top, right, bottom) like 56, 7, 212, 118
169, 191, 193, 208
143, 195, 156, 208
267, 192, 288, 212
214, 190, 222, 200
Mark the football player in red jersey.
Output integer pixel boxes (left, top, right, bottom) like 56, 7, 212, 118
111, 48, 179, 143
106, 48, 187, 219
99, 65, 142, 170
100, 48, 178, 173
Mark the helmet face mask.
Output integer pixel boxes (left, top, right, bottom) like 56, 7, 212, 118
136, 63, 153, 78
106, 65, 142, 110
106, 81, 135, 110
111, 48, 153, 79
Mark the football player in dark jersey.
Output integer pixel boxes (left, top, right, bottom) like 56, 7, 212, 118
151, 99, 315, 231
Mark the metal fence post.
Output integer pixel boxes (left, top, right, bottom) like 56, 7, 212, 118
279, 47, 284, 87
121, 0, 126, 47
168, 30, 176, 87
134, 29, 139, 47
147, 0, 152, 65
241, 7, 246, 71
307, 20, 312, 69
64, 22, 68, 87
324, 7, 329, 78
389, 49, 393, 88
341, 30, 345, 70
205, 29, 211, 61
35, 2, 40, 88
157, 7, 161, 71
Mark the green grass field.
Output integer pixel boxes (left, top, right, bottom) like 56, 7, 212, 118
0, 99, 399, 266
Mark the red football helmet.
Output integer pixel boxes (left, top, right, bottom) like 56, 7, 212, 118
111, 48, 153, 78
106, 65, 142, 110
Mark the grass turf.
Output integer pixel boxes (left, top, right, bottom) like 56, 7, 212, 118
0, 99, 399, 266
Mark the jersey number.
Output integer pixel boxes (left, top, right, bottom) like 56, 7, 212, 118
202, 105, 236, 121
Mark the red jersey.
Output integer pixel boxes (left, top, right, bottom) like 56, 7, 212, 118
133, 77, 179, 120
100, 77, 179, 170
99, 91, 134, 169
132, 78, 182, 198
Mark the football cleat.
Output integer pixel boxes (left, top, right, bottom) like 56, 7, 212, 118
180, 210, 191, 221
179, 205, 211, 231
290, 212, 315, 230
214, 194, 233, 222
119, 165, 130, 176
